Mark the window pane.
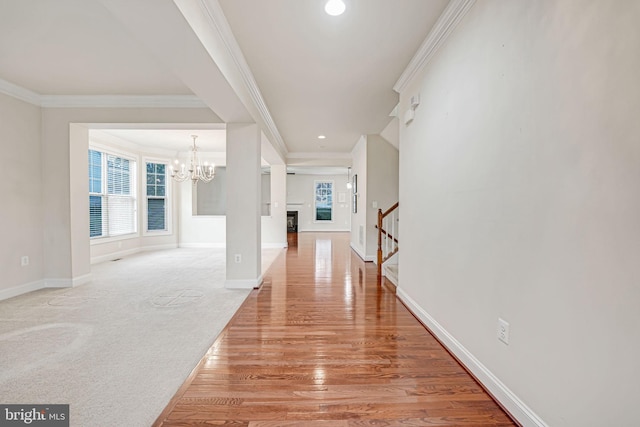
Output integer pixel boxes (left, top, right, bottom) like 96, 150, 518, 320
89, 195, 103, 237
146, 162, 167, 232
107, 154, 132, 196
314, 181, 333, 221
147, 198, 166, 231
90, 149, 137, 238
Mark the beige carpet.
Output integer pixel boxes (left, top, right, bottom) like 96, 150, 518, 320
0, 247, 282, 427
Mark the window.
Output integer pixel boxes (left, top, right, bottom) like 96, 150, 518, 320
88, 148, 137, 238
146, 162, 168, 232
314, 181, 333, 222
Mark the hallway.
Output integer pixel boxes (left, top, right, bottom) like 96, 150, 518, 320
155, 233, 515, 426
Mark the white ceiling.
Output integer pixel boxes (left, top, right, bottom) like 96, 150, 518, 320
217, 0, 448, 153
0, 0, 449, 159
0, 0, 191, 95
93, 128, 227, 152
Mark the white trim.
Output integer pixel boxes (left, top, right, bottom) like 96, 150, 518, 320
141, 244, 179, 252
91, 248, 141, 265
224, 275, 263, 290
197, 0, 288, 156
43, 273, 92, 289
262, 243, 288, 249
40, 95, 207, 108
91, 244, 179, 264
71, 274, 92, 287
394, 0, 476, 94
287, 152, 352, 160
396, 288, 549, 427
383, 264, 399, 287
0, 78, 209, 108
44, 278, 72, 288
0, 280, 45, 302
0, 78, 41, 105
299, 228, 350, 233
350, 243, 375, 262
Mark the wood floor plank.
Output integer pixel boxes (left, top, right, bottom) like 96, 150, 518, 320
154, 233, 517, 426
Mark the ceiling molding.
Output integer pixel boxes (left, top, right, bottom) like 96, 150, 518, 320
393, 0, 476, 94
198, 0, 288, 156
40, 95, 207, 108
0, 78, 42, 106
0, 77, 208, 109
286, 152, 352, 160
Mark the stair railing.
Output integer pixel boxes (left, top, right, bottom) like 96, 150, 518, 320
376, 202, 399, 277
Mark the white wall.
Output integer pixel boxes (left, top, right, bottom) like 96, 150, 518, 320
366, 135, 399, 260
398, 1, 640, 426
87, 130, 181, 264
179, 166, 286, 249
41, 107, 219, 284
0, 93, 43, 298
286, 173, 350, 232
350, 136, 367, 259
261, 165, 287, 247
349, 135, 399, 262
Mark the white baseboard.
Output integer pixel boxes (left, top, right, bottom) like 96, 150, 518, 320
350, 243, 375, 262
91, 248, 140, 265
261, 242, 287, 248
44, 273, 92, 289
71, 274, 92, 287
180, 243, 288, 249
0, 280, 45, 301
225, 275, 263, 290
396, 288, 548, 427
91, 244, 180, 264
141, 244, 178, 252
298, 228, 350, 233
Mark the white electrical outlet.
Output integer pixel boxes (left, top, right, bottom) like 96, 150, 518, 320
21, 256, 29, 267
234, 254, 241, 263
497, 318, 510, 345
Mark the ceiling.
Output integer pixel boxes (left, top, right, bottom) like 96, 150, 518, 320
0, 0, 449, 159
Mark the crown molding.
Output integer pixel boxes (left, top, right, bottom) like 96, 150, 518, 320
198, 0, 288, 156
394, 0, 476, 94
286, 152, 352, 160
40, 95, 207, 108
0, 77, 208, 108
0, 78, 42, 105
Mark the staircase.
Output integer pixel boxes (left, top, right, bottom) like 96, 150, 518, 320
377, 202, 399, 284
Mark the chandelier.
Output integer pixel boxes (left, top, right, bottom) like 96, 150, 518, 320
170, 135, 215, 184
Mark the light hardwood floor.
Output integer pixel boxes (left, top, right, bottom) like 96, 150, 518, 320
154, 232, 516, 426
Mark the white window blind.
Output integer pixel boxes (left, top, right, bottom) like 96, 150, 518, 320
88, 149, 137, 238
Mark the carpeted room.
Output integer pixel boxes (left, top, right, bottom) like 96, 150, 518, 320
0, 247, 281, 426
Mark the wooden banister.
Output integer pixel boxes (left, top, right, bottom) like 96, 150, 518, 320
377, 202, 399, 278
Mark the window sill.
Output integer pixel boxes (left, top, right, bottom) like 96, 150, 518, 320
90, 233, 138, 245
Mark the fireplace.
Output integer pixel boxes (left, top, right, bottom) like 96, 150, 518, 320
287, 211, 298, 233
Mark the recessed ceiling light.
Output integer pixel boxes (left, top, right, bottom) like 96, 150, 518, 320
325, 0, 346, 16
318, 135, 326, 139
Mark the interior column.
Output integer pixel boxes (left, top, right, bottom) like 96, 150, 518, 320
225, 123, 262, 288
